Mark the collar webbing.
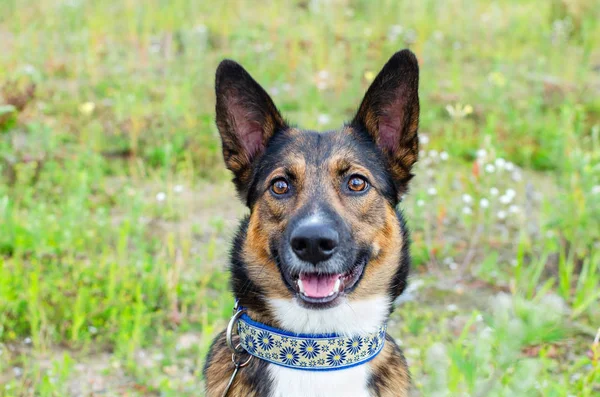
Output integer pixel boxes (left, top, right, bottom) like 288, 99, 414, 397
237, 312, 386, 371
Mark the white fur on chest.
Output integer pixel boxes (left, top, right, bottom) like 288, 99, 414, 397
269, 364, 372, 397
266, 295, 389, 396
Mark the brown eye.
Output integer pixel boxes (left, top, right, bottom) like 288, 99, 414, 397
348, 176, 368, 192
271, 179, 290, 195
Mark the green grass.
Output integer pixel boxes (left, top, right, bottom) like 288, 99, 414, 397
1, 0, 599, 395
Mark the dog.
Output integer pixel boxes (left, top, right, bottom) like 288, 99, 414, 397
204, 49, 420, 397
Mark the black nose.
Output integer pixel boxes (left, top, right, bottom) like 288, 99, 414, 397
290, 223, 339, 264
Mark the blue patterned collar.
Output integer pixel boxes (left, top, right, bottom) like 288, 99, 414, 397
237, 312, 386, 371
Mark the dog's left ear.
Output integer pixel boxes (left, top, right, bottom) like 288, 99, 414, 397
352, 49, 420, 198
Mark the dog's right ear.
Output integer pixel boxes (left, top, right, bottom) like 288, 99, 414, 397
215, 60, 287, 199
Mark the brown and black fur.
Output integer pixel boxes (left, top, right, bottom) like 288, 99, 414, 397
204, 49, 420, 397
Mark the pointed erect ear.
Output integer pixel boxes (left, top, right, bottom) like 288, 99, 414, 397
352, 49, 420, 197
215, 60, 287, 199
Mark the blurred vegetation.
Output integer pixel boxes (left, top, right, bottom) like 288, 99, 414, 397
0, 0, 599, 395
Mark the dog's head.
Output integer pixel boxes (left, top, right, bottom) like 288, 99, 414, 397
215, 50, 419, 330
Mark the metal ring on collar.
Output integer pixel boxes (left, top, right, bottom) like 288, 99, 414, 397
226, 309, 246, 354
231, 343, 253, 367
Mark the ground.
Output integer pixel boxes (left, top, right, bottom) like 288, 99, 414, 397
0, 0, 599, 396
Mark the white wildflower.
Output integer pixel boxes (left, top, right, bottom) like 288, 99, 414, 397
497, 210, 507, 220
429, 150, 438, 158
495, 158, 506, 169
500, 194, 512, 204
24, 337, 32, 345
446, 304, 458, 312
419, 134, 430, 145
485, 164, 496, 173
505, 188, 516, 198
476, 149, 487, 159
317, 114, 331, 125
509, 205, 519, 213
505, 162, 515, 171
490, 187, 499, 196
387, 25, 404, 41
173, 185, 184, 193
462, 194, 473, 204
440, 151, 449, 161
462, 207, 473, 215
592, 185, 600, 195
512, 171, 522, 181
156, 192, 166, 202
480, 198, 490, 208
427, 187, 437, 196
416, 199, 425, 207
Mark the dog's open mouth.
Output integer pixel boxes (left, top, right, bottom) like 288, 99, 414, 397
281, 261, 366, 306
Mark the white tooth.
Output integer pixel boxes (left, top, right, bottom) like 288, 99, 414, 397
297, 279, 304, 294
333, 278, 341, 293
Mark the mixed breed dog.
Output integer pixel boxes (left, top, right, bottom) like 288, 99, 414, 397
204, 49, 421, 396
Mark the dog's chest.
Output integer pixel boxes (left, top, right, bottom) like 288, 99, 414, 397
268, 364, 372, 397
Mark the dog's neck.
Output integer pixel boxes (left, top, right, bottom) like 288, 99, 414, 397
248, 295, 391, 337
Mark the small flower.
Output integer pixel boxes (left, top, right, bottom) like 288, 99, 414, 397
279, 347, 299, 365
505, 162, 515, 171
156, 192, 166, 202
244, 335, 257, 353
299, 340, 320, 359
367, 338, 381, 355
427, 187, 437, 196
499, 194, 512, 204
446, 304, 458, 312
419, 135, 430, 145
88, 326, 98, 334
327, 348, 347, 366
24, 337, 32, 345
490, 187, 499, 196
173, 185, 184, 193
429, 150, 438, 158
258, 331, 274, 350
480, 198, 489, 208
346, 336, 363, 354
505, 188, 516, 198
512, 171, 522, 181
476, 149, 487, 159
495, 158, 506, 169
416, 199, 425, 207
485, 164, 496, 173
315, 70, 330, 90
387, 24, 404, 41
269, 86, 280, 96
462, 207, 472, 215
317, 114, 331, 125
462, 194, 473, 204
497, 210, 507, 220
446, 103, 473, 119
591, 185, 600, 195
509, 205, 519, 214
79, 101, 95, 115
440, 151, 449, 161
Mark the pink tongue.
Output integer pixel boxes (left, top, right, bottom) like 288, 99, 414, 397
300, 273, 339, 298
